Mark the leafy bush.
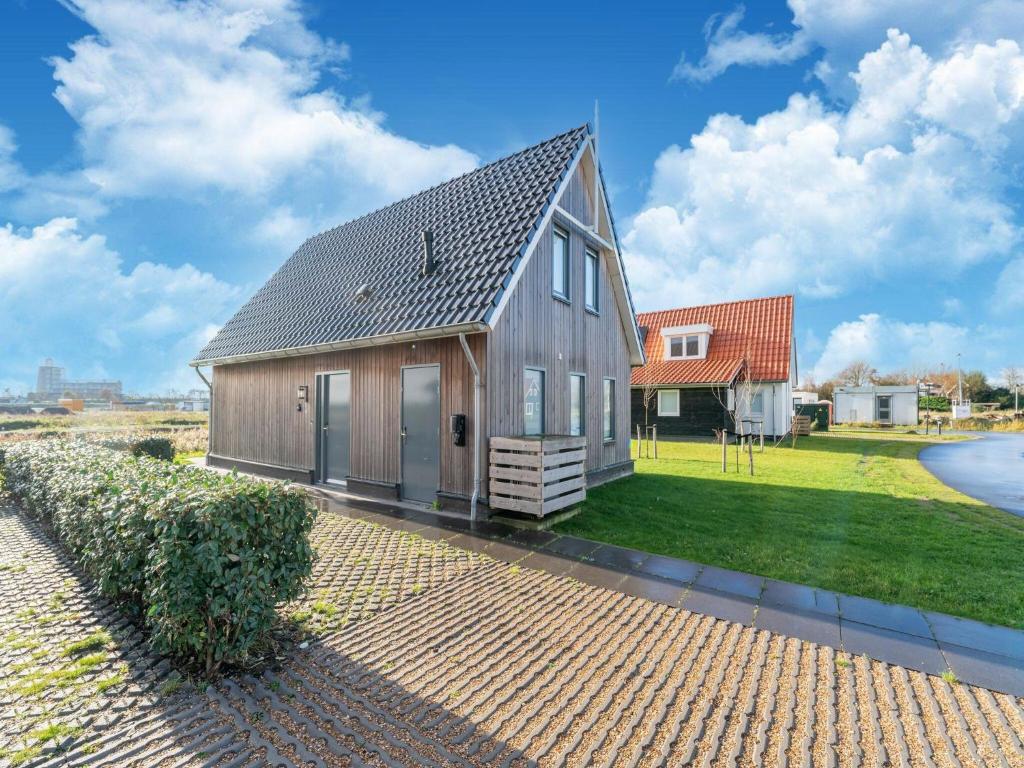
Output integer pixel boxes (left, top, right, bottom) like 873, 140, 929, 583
130, 436, 175, 462
0, 419, 43, 432
93, 434, 176, 461
0, 441, 316, 675
919, 396, 950, 412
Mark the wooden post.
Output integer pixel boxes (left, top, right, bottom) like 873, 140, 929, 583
721, 429, 727, 473
636, 424, 641, 459
653, 424, 658, 459
748, 431, 754, 476
759, 421, 764, 453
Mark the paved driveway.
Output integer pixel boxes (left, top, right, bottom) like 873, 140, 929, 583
2, 503, 1023, 767
921, 432, 1024, 517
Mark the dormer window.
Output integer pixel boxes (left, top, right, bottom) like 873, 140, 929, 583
661, 323, 713, 360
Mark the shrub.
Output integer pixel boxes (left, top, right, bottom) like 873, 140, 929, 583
919, 396, 950, 412
0, 441, 316, 675
0, 419, 43, 432
94, 434, 176, 462
130, 436, 175, 462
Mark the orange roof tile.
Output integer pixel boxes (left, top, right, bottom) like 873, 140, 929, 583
631, 295, 793, 386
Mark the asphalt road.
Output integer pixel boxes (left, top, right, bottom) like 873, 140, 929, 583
920, 431, 1024, 517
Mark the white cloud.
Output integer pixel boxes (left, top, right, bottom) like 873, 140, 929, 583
812, 313, 969, 381
995, 257, 1024, 310
0, 124, 24, 193
919, 39, 1024, 151
672, 6, 813, 83
0, 218, 242, 394
625, 29, 1023, 311
674, 0, 1024, 91
50, 0, 478, 202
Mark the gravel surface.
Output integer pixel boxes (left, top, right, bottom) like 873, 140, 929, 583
1, 502, 1022, 767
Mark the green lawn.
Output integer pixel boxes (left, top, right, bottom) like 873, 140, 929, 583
555, 436, 1024, 628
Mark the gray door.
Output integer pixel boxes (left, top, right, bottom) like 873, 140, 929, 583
320, 372, 351, 484
876, 395, 892, 424
401, 365, 440, 503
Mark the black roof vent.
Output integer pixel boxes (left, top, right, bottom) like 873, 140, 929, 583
421, 230, 435, 276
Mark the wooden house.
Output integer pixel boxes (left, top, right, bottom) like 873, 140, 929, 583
192, 125, 645, 516
631, 296, 796, 438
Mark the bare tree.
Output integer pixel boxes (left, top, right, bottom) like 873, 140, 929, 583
1003, 366, 1021, 391
640, 380, 658, 426
836, 360, 877, 386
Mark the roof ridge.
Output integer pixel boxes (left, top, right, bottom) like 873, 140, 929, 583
637, 294, 793, 319
299, 123, 590, 247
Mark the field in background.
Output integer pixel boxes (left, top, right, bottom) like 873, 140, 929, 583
0, 410, 208, 459
556, 434, 1024, 628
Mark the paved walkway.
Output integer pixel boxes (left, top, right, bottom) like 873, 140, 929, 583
921, 432, 1024, 517
3, 499, 1023, 766
331, 494, 1024, 699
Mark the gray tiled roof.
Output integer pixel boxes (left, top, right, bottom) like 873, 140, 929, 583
193, 125, 590, 364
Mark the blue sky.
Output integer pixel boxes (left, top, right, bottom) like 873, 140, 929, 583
1, 0, 1022, 395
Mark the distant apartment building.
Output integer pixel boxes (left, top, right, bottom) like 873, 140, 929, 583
33, 358, 122, 400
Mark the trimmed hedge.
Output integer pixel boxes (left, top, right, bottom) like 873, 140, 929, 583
0, 441, 316, 675
95, 434, 176, 462
130, 436, 175, 461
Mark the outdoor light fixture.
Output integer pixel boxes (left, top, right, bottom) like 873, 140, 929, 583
297, 385, 308, 401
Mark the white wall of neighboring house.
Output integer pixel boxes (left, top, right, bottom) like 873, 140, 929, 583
733, 380, 791, 437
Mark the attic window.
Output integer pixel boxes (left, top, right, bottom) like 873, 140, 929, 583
661, 323, 713, 360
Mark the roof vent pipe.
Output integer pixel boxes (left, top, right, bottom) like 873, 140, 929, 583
421, 230, 435, 276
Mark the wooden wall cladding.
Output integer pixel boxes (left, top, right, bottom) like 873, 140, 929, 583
211, 332, 486, 497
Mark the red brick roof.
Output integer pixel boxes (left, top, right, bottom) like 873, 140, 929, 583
631, 295, 793, 386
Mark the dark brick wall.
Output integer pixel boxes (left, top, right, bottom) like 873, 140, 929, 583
630, 387, 731, 438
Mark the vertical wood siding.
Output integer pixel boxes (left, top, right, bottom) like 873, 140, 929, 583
486, 160, 634, 484
211, 333, 486, 497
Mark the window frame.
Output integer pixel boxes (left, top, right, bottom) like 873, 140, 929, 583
603, 377, 616, 442
552, 226, 570, 302
750, 390, 765, 416
569, 372, 586, 437
657, 389, 680, 417
584, 247, 599, 314
685, 334, 699, 357
523, 367, 545, 436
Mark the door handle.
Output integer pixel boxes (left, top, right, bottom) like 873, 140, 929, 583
401, 426, 408, 443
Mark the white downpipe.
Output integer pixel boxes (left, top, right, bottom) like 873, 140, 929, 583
458, 333, 482, 521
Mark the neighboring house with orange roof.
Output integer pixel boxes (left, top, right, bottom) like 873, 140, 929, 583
631, 295, 797, 438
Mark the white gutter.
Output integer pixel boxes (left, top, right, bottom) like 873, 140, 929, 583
193, 366, 213, 456
458, 332, 483, 521
191, 320, 489, 367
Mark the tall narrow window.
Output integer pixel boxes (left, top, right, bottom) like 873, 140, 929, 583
552, 228, 569, 300
603, 378, 615, 441
524, 368, 545, 435
685, 335, 699, 356
585, 248, 599, 312
569, 374, 586, 436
